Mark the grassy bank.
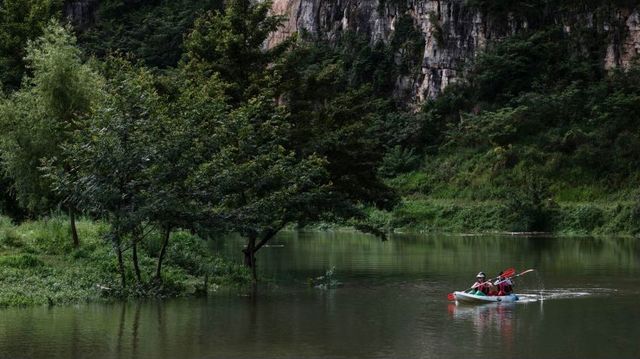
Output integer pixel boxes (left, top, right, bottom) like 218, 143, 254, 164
382, 155, 640, 236
0, 216, 250, 307
386, 196, 639, 236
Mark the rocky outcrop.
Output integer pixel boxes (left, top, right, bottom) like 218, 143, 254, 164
269, 0, 640, 103
64, 0, 100, 29
63, 0, 148, 29
63, 0, 640, 103
605, 8, 640, 69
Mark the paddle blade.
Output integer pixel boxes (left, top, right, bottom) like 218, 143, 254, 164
502, 267, 516, 278
515, 269, 535, 277
447, 293, 455, 301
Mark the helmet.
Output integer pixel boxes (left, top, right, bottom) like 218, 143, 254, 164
476, 272, 486, 278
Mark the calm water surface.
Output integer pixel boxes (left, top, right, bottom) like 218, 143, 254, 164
0, 232, 639, 359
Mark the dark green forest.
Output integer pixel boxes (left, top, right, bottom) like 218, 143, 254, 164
0, 0, 639, 305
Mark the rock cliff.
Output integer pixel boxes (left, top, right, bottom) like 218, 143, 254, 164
268, 0, 640, 103
63, 1, 640, 103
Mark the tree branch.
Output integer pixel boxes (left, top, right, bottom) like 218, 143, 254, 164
254, 223, 286, 252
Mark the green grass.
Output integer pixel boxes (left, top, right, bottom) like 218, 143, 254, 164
385, 149, 640, 236
0, 215, 250, 307
388, 197, 640, 236
390, 198, 509, 233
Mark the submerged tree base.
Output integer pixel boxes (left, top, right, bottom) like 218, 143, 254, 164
0, 216, 251, 307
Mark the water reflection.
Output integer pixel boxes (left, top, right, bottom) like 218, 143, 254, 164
116, 304, 125, 357
0, 233, 637, 359
448, 303, 517, 344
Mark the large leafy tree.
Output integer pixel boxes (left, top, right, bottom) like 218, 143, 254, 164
55, 57, 168, 287
273, 37, 400, 212
0, 0, 61, 218
181, 0, 398, 281
0, 21, 102, 247
142, 74, 230, 284
189, 94, 332, 282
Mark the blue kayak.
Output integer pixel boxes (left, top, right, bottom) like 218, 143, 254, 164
453, 291, 519, 304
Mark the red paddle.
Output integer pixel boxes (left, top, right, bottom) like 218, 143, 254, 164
447, 267, 516, 301
501, 268, 517, 278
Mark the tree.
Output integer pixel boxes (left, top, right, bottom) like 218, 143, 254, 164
180, 1, 399, 281
272, 36, 399, 214
53, 57, 167, 287
78, 0, 221, 68
0, 0, 62, 91
0, 21, 102, 247
142, 73, 229, 284
182, 0, 286, 103
189, 94, 332, 282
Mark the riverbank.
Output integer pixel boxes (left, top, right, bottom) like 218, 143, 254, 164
0, 216, 250, 307
0, 197, 636, 309
380, 167, 640, 236
384, 197, 638, 236
380, 145, 640, 236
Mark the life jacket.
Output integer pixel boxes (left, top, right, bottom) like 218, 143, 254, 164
472, 281, 491, 295
495, 278, 513, 295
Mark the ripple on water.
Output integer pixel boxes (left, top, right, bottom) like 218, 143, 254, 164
520, 287, 619, 301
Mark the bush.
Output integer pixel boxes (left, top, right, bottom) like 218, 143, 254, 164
566, 205, 605, 233
165, 231, 210, 275
503, 175, 557, 232
379, 146, 420, 178
0, 217, 22, 248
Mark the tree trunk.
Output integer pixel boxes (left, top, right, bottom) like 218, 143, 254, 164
155, 227, 171, 282
69, 207, 79, 248
242, 234, 258, 283
114, 235, 126, 288
132, 240, 141, 283
242, 227, 284, 283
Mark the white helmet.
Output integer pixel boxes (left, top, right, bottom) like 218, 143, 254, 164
476, 272, 486, 278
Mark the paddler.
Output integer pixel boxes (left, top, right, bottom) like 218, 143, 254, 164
466, 272, 492, 296
494, 271, 514, 296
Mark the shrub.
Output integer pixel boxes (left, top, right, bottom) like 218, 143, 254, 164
379, 146, 420, 178
567, 205, 605, 232
166, 231, 211, 276
0, 229, 21, 248
503, 175, 557, 232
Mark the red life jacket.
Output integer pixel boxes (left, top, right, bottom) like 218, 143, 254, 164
472, 281, 491, 294
496, 279, 513, 295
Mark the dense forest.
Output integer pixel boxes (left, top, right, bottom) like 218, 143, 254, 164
0, 0, 639, 304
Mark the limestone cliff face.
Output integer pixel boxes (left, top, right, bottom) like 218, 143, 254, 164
605, 8, 640, 69
63, 1, 640, 103
268, 0, 640, 103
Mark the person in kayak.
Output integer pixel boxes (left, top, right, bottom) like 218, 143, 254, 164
494, 271, 514, 296
466, 272, 492, 296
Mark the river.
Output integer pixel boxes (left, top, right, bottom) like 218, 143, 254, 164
0, 232, 638, 358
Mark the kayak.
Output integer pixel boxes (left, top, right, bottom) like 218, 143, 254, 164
453, 291, 519, 304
